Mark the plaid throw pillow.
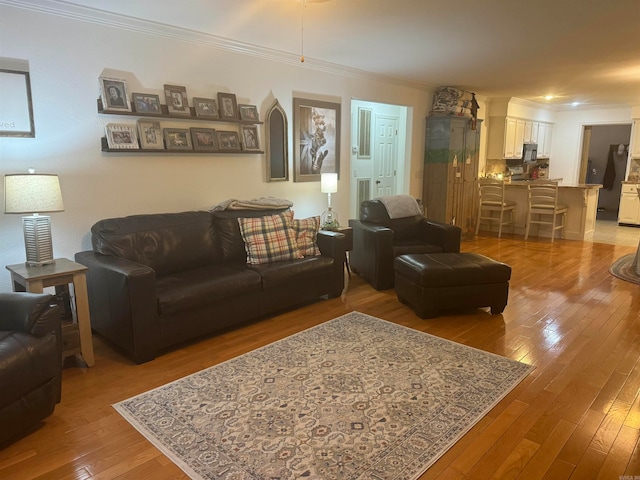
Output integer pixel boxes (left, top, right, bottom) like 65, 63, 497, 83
292, 216, 321, 257
238, 211, 303, 265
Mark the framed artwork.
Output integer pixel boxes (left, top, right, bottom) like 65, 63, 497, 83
105, 123, 139, 149
164, 84, 190, 115
163, 128, 192, 150
99, 76, 131, 112
241, 125, 260, 151
0, 68, 35, 137
193, 97, 219, 119
137, 119, 164, 149
191, 127, 218, 151
131, 93, 162, 115
293, 97, 341, 182
238, 104, 259, 122
217, 92, 238, 120
216, 130, 241, 152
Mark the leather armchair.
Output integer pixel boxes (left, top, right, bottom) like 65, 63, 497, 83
0, 292, 62, 446
349, 198, 461, 290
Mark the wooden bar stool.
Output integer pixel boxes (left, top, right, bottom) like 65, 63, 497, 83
524, 181, 568, 242
475, 178, 516, 237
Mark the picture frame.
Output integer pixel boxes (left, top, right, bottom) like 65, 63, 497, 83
137, 119, 164, 149
99, 76, 132, 112
238, 104, 259, 122
216, 130, 241, 152
241, 125, 260, 151
217, 92, 238, 120
131, 93, 162, 115
163, 128, 192, 150
293, 97, 341, 182
0, 68, 35, 137
164, 84, 190, 115
192, 97, 219, 119
191, 127, 218, 151
105, 123, 139, 149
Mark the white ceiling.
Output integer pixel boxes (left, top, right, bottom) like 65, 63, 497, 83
28, 0, 640, 109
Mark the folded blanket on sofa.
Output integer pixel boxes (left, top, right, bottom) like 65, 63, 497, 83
377, 195, 422, 219
211, 197, 293, 212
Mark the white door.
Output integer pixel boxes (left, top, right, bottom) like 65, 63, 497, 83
373, 114, 398, 197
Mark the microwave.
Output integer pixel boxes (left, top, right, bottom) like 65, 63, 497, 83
523, 143, 538, 164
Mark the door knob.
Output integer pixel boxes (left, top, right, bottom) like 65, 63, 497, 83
375, 180, 381, 184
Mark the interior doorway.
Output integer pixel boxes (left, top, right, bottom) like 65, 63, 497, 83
579, 123, 632, 220
349, 99, 410, 218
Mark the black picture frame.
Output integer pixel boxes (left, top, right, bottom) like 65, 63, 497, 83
238, 104, 259, 122
193, 97, 219, 119
293, 97, 341, 182
164, 84, 190, 116
241, 125, 260, 151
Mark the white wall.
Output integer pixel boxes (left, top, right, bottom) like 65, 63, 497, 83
0, 4, 433, 293
551, 107, 633, 184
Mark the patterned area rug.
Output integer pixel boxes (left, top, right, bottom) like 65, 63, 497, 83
114, 311, 534, 479
610, 253, 640, 285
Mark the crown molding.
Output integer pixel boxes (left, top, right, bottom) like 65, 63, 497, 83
1, 0, 429, 91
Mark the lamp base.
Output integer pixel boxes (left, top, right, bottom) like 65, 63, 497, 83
23, 215, 55, 267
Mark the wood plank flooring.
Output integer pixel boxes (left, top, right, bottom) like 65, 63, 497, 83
2, 233, 640, 479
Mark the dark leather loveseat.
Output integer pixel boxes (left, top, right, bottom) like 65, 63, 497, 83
0, 292, 62, 446
349, 197, 461, 290
75, 209, 346, 364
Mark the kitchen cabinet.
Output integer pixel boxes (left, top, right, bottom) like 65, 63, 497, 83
422, 116, 482, 238
631, 120, 640, 159
619, 183, 640, 225
487, 116, 553, 159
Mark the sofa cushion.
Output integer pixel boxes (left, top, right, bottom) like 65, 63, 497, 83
156, 264, 261, 316
238, 211, 303, 265
248, 255, 334, 289
91, 211, 218, 276
292, 216, 321, 257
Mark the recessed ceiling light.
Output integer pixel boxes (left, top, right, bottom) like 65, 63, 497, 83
544, 95, 555, 100
571, 102, 580, 107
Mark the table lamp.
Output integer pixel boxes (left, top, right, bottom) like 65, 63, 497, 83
4, 171, 65, 266
320, 172, 339, 230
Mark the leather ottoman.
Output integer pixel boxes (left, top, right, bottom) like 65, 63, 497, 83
394, 253, 511, 318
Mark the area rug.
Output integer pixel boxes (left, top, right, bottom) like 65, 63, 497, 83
113, 311, 534, 479
609, 253, 640, 285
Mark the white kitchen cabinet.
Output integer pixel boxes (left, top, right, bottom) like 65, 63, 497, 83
504, 118, 517, 158
528, 121, 539, 143
631, 120, 640, 159
619, 184, 640, 225
514, 120, 525, 158
538, 122, 552, 158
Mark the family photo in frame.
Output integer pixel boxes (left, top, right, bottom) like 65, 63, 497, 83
293, 98, 340, 182
100, 76, 131, 112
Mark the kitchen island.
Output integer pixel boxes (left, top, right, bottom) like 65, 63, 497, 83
479, 181, 602, 241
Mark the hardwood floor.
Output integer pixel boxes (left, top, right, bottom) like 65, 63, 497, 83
2, 233, 640, 479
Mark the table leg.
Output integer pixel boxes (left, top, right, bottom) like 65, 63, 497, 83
72, 272, 95, 367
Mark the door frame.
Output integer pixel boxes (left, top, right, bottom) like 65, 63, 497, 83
349, 99, 410, 218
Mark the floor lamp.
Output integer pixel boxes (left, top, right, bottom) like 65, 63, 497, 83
320, 172, 339, 230
4, 172, 65, 266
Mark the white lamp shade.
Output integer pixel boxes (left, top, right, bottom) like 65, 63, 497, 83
320, 172, 338, 194
4, 174, 64, 213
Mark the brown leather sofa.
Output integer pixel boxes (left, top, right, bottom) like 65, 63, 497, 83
75, 209, 346, 364
349, 198, 461, 290
0, 292, 62, 446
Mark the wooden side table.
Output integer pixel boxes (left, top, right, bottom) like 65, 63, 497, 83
331, 226, 353, 275
6, 258, 95, 367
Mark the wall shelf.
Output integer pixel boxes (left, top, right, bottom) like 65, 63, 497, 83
97, 99, 263, 124
100, 137, 263, 154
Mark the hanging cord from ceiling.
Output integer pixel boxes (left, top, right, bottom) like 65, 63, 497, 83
300, 0, 306, 62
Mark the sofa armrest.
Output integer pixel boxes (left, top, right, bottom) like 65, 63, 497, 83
0, 293, 59, 337
349, 219, 395, 290
316, 230, 346, 259
74, 251, 160, 364
419, 219, 461, 253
